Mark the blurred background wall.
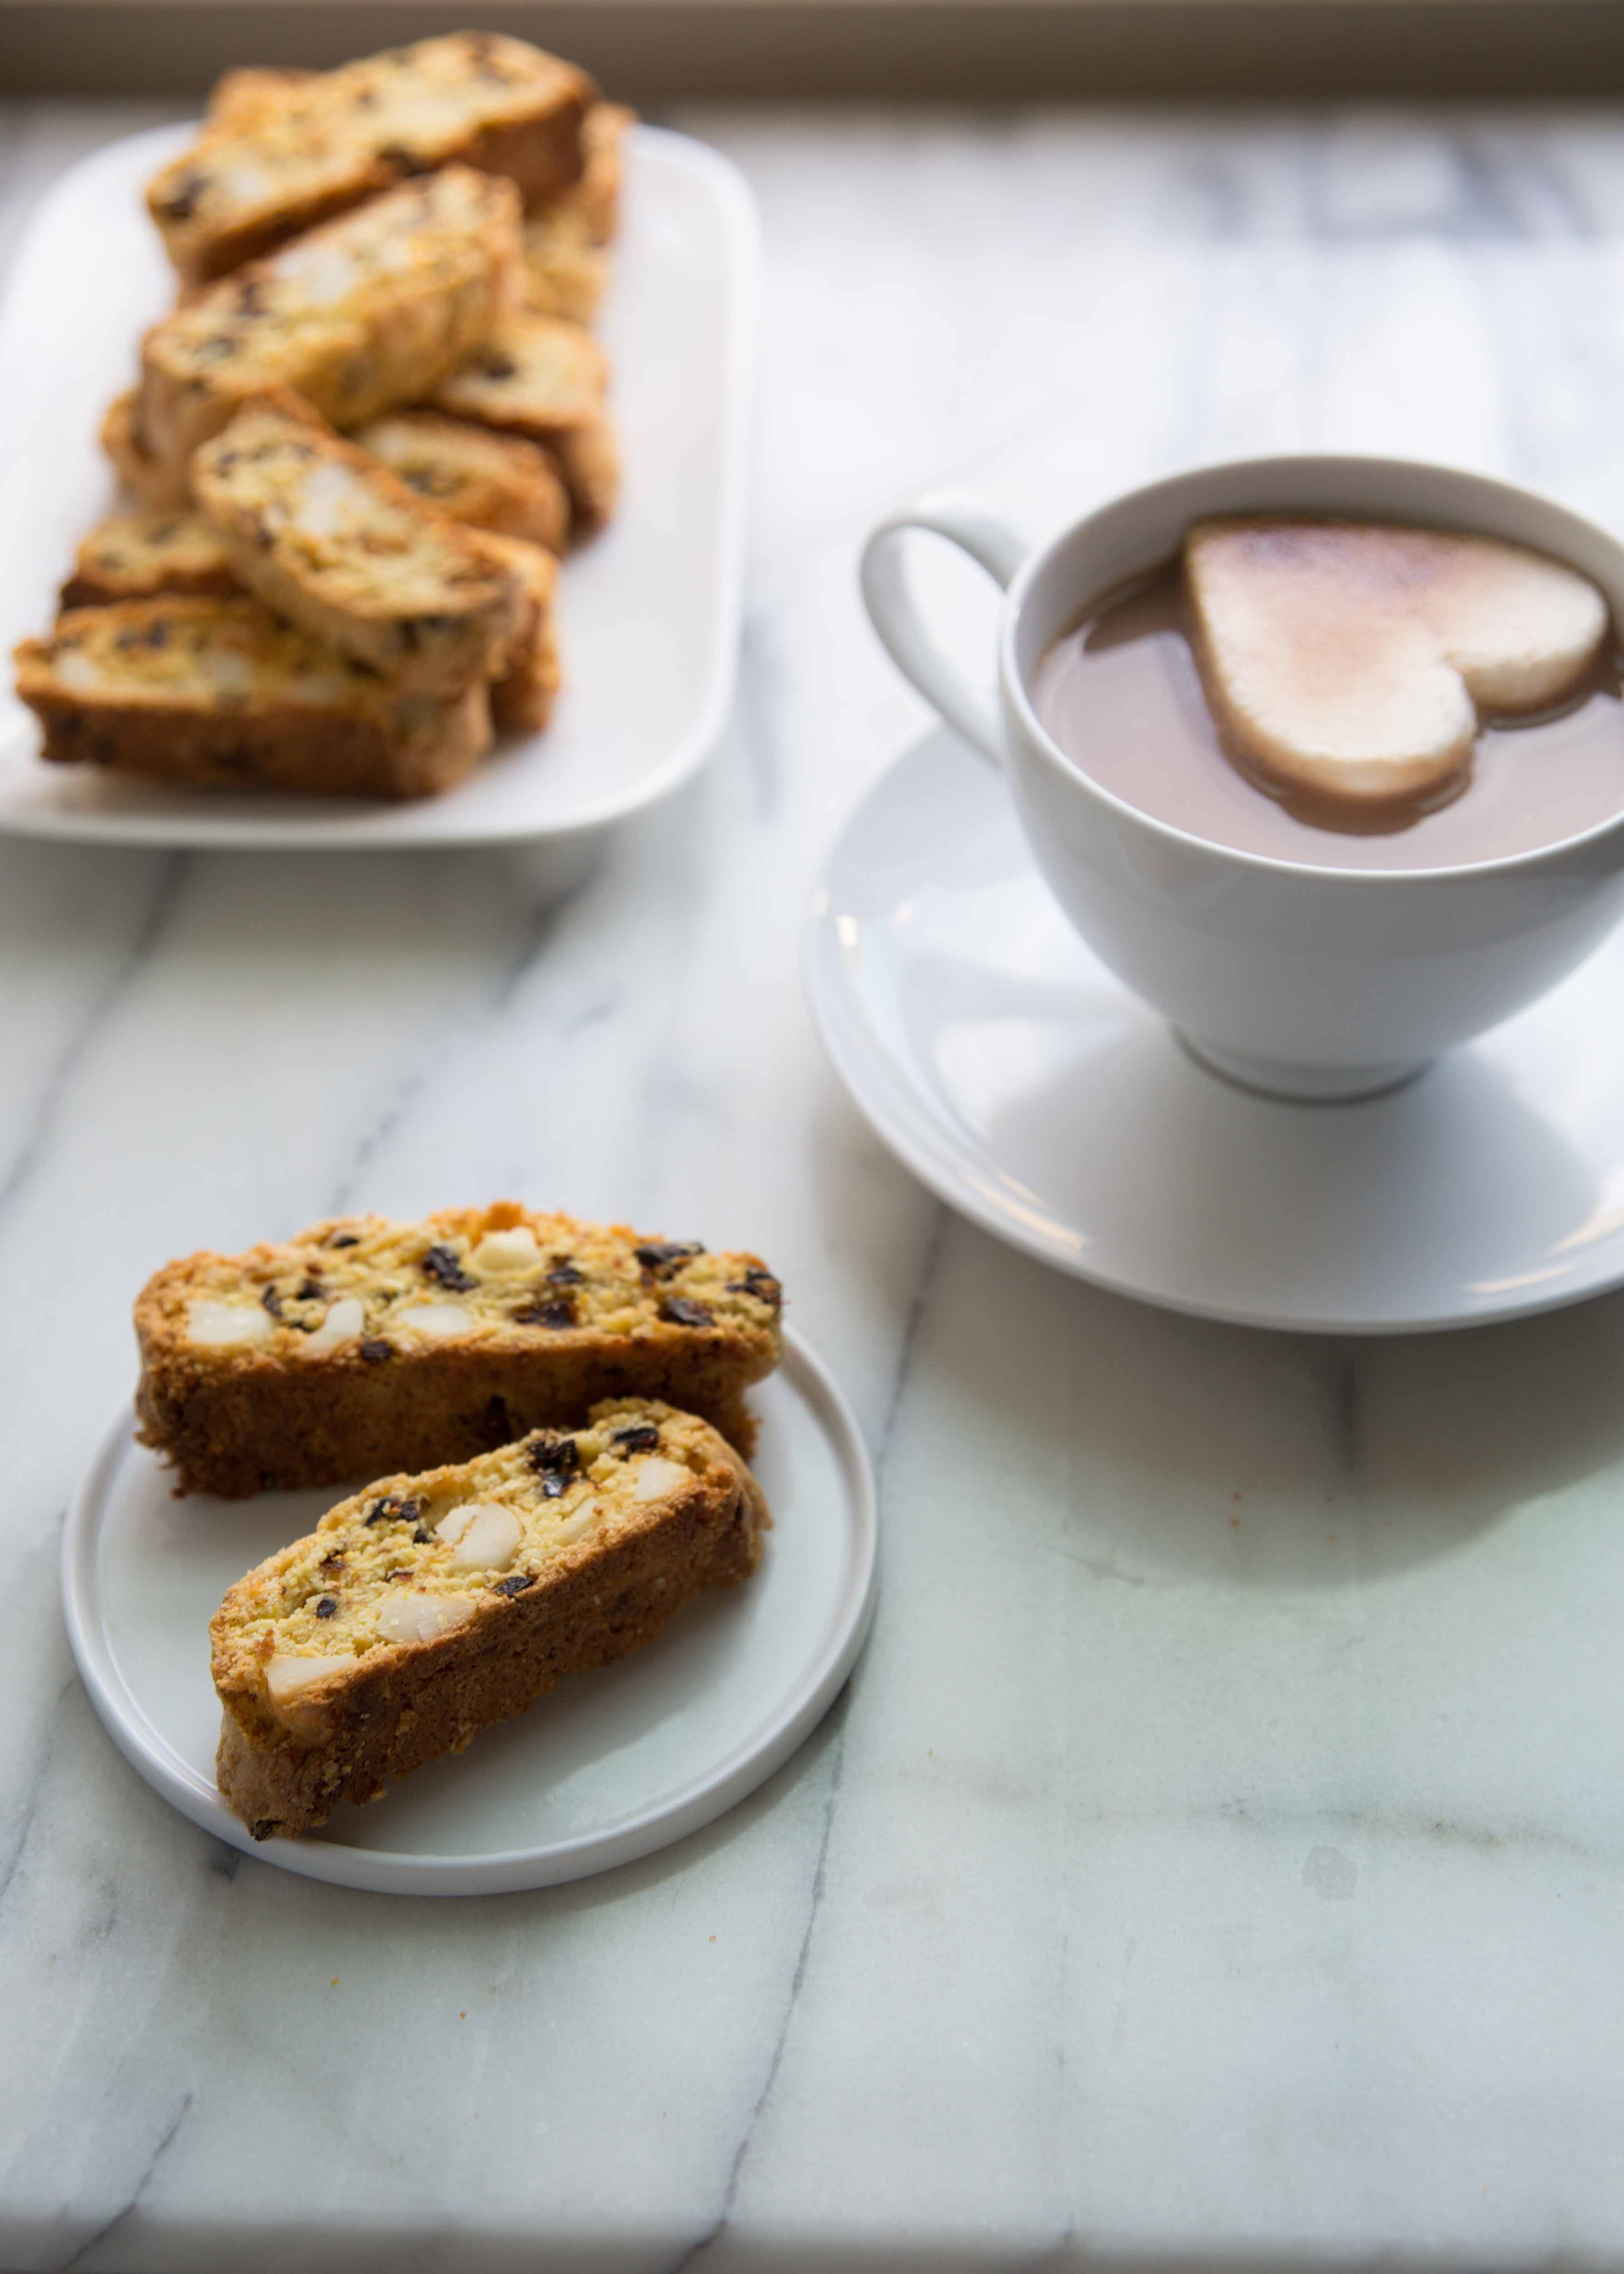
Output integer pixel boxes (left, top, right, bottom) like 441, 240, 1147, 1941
7, 0, 1624, 98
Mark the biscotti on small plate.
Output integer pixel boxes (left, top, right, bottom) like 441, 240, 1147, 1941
60, 510, 237, 609
352, 411, 569, 553
14, 597, 490, 799
150, 33, 596, 286
191, 390, 524, 694
211, 1398, 769, 1838
136, 166, 522, 484
134, 1201, 784, 1496
429, 313, 618, 533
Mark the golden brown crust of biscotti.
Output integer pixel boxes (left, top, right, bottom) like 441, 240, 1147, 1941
519, 217, 609, 328
151, 34, 596, 285
470, 531, 561, 731
428, 313, 617, 534
15, 598, 491, 800
60, 511, 238, 610
133, 1201, 783, 1496
575, 103, 633, 245
137, 167, 522, 484
211, 1400, 769, 1837
191, 389, 524, 694
206, 66, 315, 131
102, 391, 195, 511
353, 411, 569, 552
518, 106, 633, 322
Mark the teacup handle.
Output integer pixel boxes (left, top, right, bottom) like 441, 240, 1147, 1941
860, 494, 1029, 770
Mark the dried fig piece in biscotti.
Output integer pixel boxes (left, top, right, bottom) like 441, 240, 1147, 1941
14, 597, 491, 800
191, 390, 523, 696
211, 1399, 770, 1838
132, 1201, 784, 1497
137, 166, 523, 489
151, 34, 596, 286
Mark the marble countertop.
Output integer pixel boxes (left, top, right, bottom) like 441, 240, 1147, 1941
7, 96, 1624, 2273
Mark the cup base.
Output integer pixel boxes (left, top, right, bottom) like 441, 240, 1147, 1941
1176, 1034, 1434, 1104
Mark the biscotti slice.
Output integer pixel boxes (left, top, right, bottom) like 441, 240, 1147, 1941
60, 511, 237, 610
134, 1201, 783, 1497
575, 103, 633, 243
137, 166, 522, 484
353, 411, 568, 552
14, 598, 490, 800
211, 1398, 769, 1838
151, 34, 596, 286
206, 66, 315, 131
520, 210, 609, 327
102, 390, 193, 512
472, 531, 561, 732
191, 390, 523, 695
429, 314, 617, 533
520, 105, 633, 322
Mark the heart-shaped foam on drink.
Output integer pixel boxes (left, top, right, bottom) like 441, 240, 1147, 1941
1184, 518, 1610, 805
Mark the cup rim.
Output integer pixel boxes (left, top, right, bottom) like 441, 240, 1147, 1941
1000, 450, 1624, 887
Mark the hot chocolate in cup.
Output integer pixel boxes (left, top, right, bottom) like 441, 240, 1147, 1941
860, 455, 1624, 1101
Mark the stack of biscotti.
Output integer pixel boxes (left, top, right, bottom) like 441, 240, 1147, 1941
20, 390, 563, 797
128, 32, 626, 529
193, 61, 635, 329
130, 1199, 784, 1839
13, 31, 634, 802
148, 32, 597, 285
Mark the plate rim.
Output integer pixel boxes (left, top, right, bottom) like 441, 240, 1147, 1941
0, 119, 758, 852
804, 722, 1624, 1338
60, 1324, 876, 1895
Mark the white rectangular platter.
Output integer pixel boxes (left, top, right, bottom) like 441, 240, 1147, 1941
0, 121, 755, 848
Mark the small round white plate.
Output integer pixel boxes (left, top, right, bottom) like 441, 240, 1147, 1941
807, 726, 1624, 1335
62, 1330, 874, 1895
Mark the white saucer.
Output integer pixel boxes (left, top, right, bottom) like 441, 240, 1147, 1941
61, 1330, 874, 1896
806, 726, 1624, 1335
0, 121, 754, 848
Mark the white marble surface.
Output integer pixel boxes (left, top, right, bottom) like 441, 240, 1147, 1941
7, 96, 1624, 2271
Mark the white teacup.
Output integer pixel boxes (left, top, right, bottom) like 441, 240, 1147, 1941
861, 456, 1624, 1100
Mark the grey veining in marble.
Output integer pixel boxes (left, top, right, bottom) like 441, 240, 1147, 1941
6, 98, 1624, 2272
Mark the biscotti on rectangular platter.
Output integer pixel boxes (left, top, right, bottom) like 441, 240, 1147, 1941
191, 390, 524, 693
205, 66, 315, 132
135, 166, 522, 486
472, 531, 561, 731
13, 598, 490, 800
102, 390, 193, 513
428, 313, 617, 533
60, 510, 237, 610
135, 1202, 784, 1496
520, 104, 634, 323
99, 401, 568, 559
211, 1399, 769, 1838
149, 33, 596, 286
352, 411, 569, 553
